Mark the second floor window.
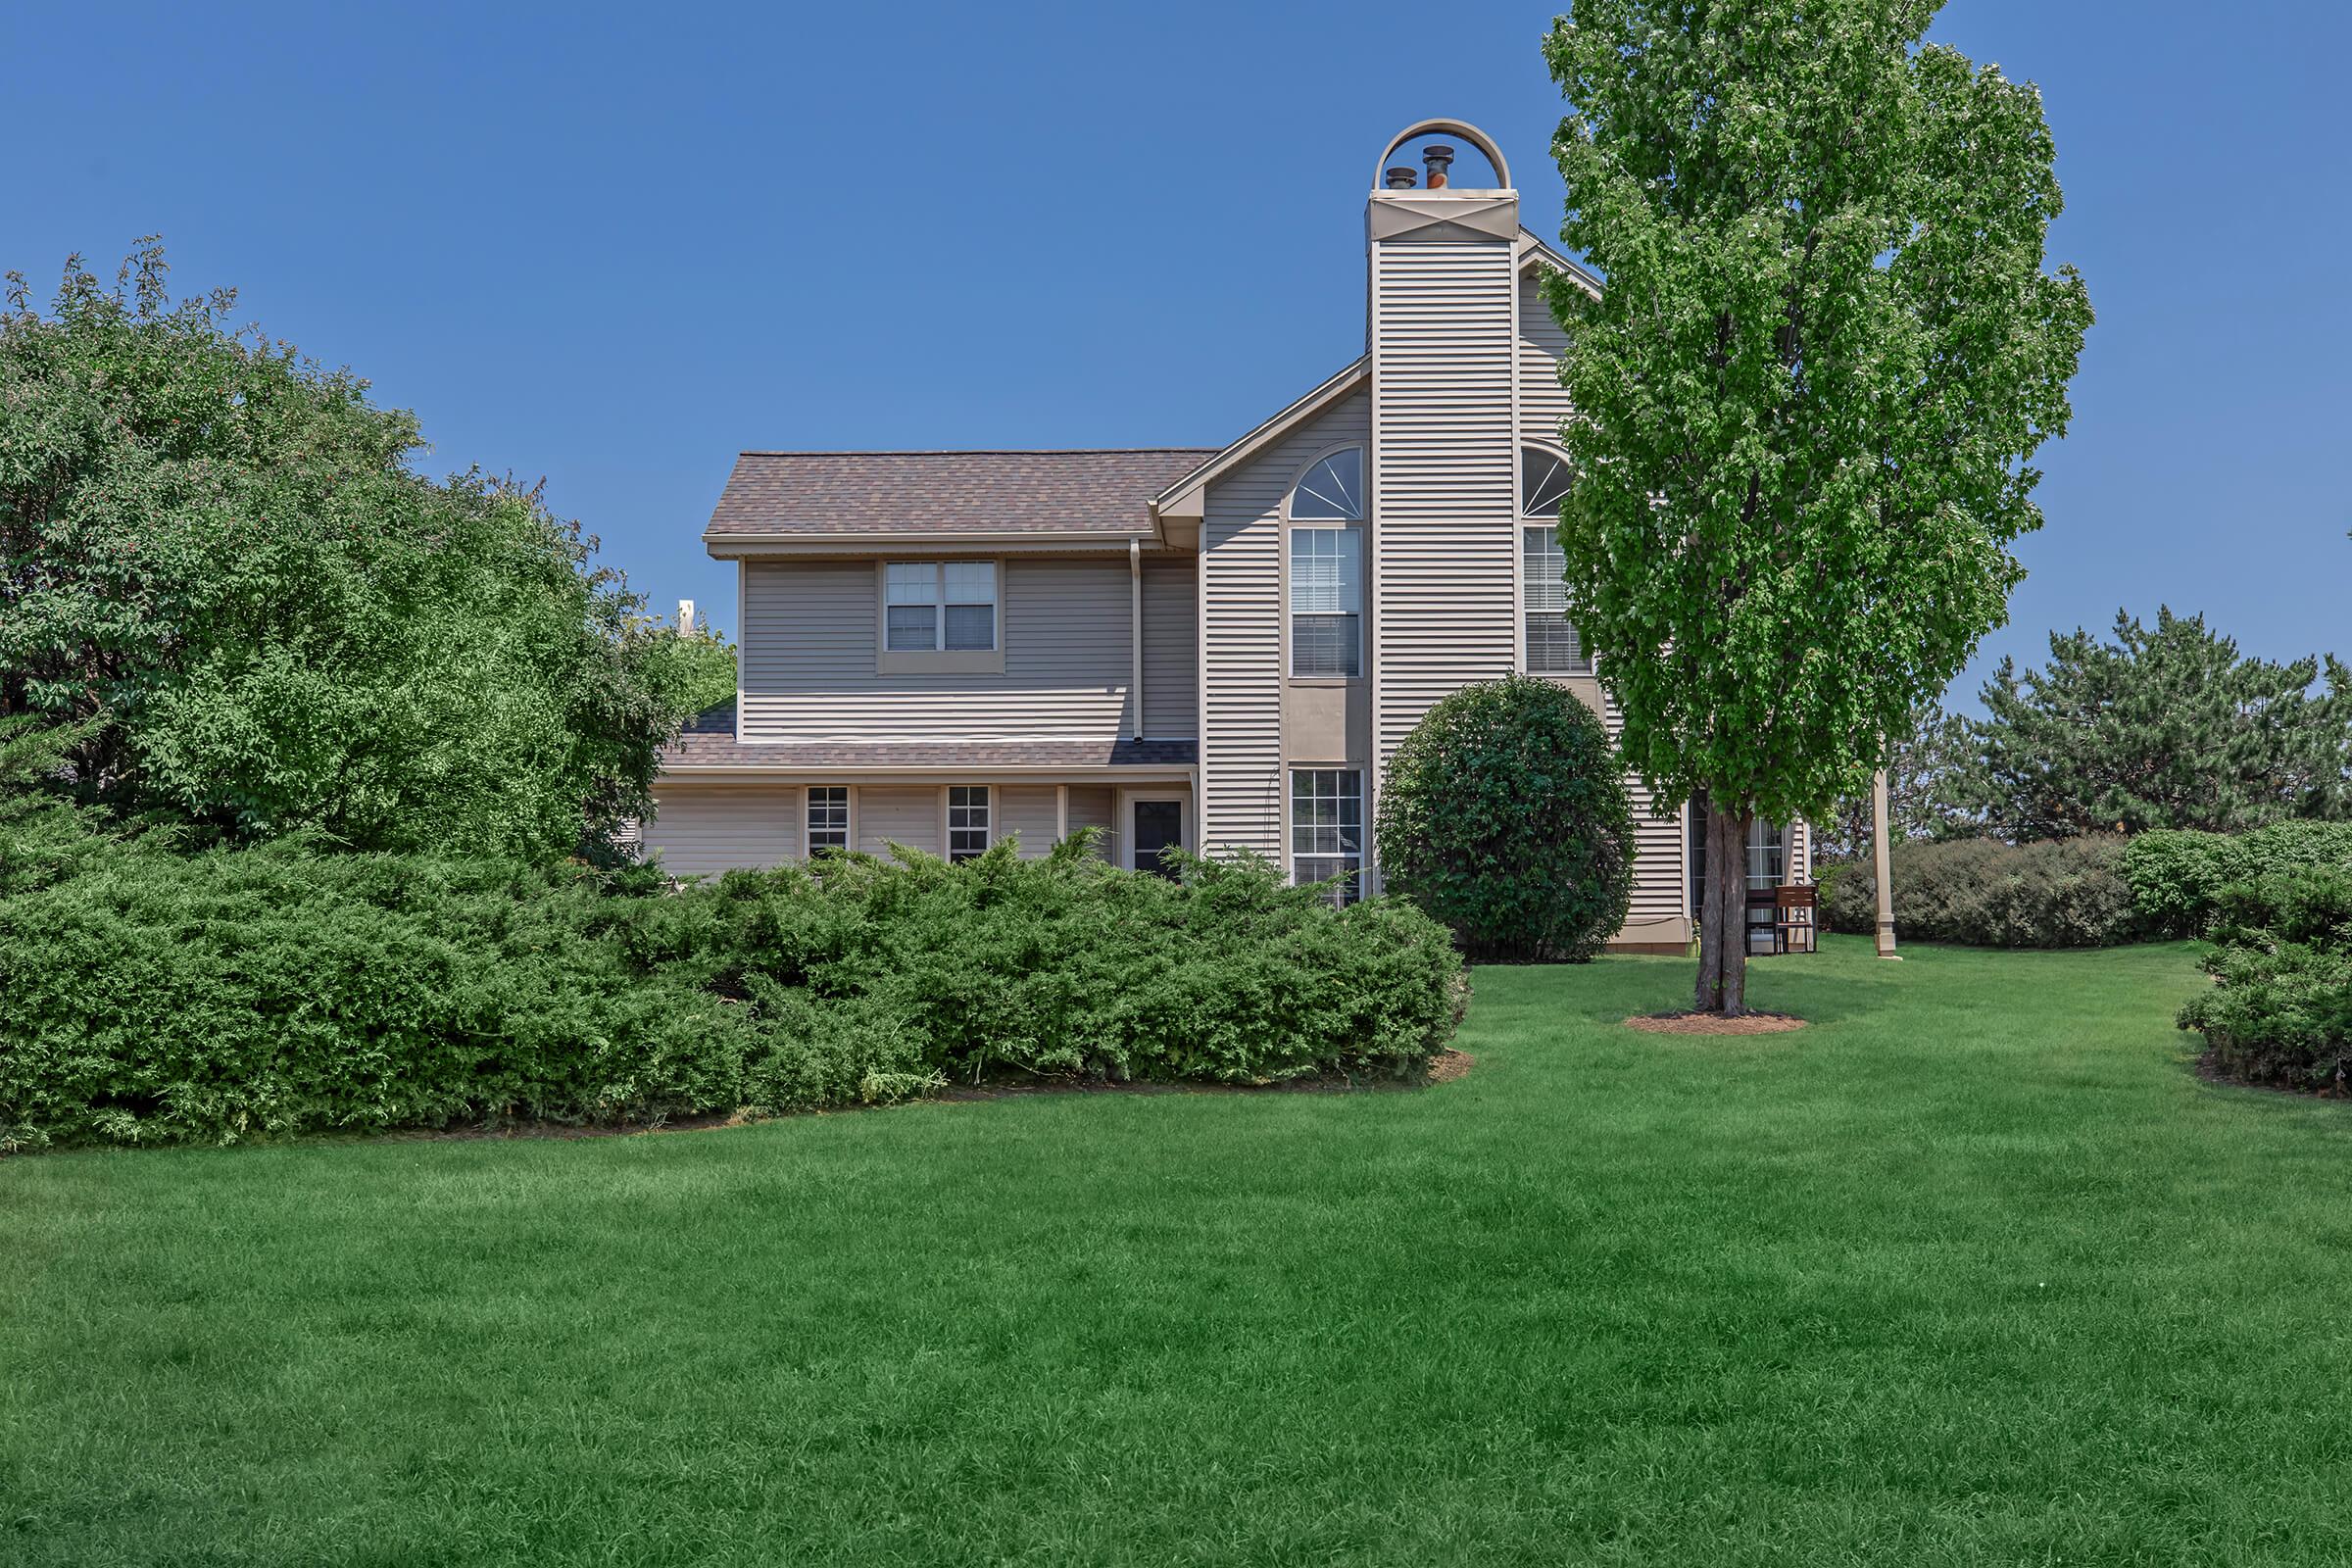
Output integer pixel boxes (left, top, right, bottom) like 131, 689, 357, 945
1289, 448, 1364, 678
1520, 449, 1591, 675
886, 562, 997, 653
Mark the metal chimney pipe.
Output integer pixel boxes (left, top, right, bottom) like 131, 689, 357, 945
1385, 166, 1418, 190
1422, 143, 1454, 189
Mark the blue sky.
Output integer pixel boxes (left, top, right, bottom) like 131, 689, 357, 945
12, 2, 2347, 700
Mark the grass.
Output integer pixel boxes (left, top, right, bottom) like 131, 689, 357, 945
5, 937, 2350, 1566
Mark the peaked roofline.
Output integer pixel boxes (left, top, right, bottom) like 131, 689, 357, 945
1149, 357, 1370, 522
1149, 234, 1599, 522
1518, 228, 1603, 298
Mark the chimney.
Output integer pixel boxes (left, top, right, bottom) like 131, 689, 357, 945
677, 598, 695, 634
1385, 166, 1418, 190
1422, 143, 1454, 189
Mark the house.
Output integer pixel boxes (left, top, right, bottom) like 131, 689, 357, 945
645, 120, 1809, 952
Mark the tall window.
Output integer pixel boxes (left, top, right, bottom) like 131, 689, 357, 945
886, 562, 997, 653
1289, 449, 1363, 678
1745, 818, 1787, 890
807, 786, 849, 854
1520, 448, 1590, 675
948, 786, 990, 861
1744, 818, 1788, 954
1290, 768, 1363, 906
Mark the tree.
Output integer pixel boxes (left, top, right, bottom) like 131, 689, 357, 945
1375, 675, 1635, 961
1543, 0, 2092, 1011
1960, 608, 2351, 840
0, 242, 686, 861
633, 609, 739, 723
1811, 695, 1981, 859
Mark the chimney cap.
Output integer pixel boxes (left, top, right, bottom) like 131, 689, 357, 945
1422, 143, 1456, 160
1384, 167, 1418, 189
1370, 119, 1512, 191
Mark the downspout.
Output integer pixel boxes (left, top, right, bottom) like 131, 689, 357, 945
1129, 538, 1144, 742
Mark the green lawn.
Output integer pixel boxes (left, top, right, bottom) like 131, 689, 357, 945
6, 939, 2350, 1566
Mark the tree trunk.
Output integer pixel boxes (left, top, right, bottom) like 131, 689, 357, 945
1692, 874, 1723, 1012
1694, 805, 1750, 1015
1721, 803, 1749, 1015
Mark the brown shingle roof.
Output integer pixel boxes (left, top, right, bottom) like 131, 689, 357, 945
663, 703, 1196, 770
705, 449, 1222, 539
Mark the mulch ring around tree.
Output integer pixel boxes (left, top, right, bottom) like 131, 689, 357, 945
1625, 1011, 1808, 1037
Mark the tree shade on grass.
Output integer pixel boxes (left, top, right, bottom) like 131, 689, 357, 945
5, 941, 2350, 1566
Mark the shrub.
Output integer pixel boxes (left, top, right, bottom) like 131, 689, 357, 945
1374, 674, 1635, 961
2123, 822, 2352, 938
1818, 835, 2137, 948
2178, 866, 2352, 1090
0, 834, 1467, 1151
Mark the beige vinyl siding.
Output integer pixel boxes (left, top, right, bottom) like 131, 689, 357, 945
642, 783, 799, 877
1141, 555, 1198, 739
998, 785, 1059, 858
1626, 792, 1690, 942
1369, 240, 1519, 790
739, 558, 1134, 744
1595, 686, 1690, 945
1066, 783, 1115, 859
857, 785, 942, 858
1200, 387, 1371, 858
1517, 270, 1576, 450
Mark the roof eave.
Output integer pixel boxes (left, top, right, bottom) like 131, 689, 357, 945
704, 529, 1162, 559
660, 761, 1199, 780
1516, 229, 1603, 298
1149, 357, 1371, 521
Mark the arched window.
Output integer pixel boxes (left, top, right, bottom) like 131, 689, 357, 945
1518, 447, 1590, 675
1288, 448, 1363, 677
1521, 449, 1573, 518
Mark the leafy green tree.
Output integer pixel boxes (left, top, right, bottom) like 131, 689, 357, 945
0, 242, 683, 861
1961, 608, 2351, 840
1543, 0, 2092, 1010
632, 609, 739, 722
1375, 675, 1635, 962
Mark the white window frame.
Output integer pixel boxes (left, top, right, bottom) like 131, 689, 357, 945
1289, 767, 1363, 906
876, 561, 1004, 674
806, 784, 851, 856
1744, 818, 1788, 954
1121, 791, 1189, 876
946, 785, 991, 862
1518, 447, 1591, 676
1285, 446, 1365, 681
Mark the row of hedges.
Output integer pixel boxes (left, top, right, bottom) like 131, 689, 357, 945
2120, 822, 2352, 938
0, 835, 1466, 1151
1818, 822, 2352, 949
1817, 836, 2138, 948
2178, 867, 2352, 1091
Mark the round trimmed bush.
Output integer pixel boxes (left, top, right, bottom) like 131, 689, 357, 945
1375, 673, 1635, 961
